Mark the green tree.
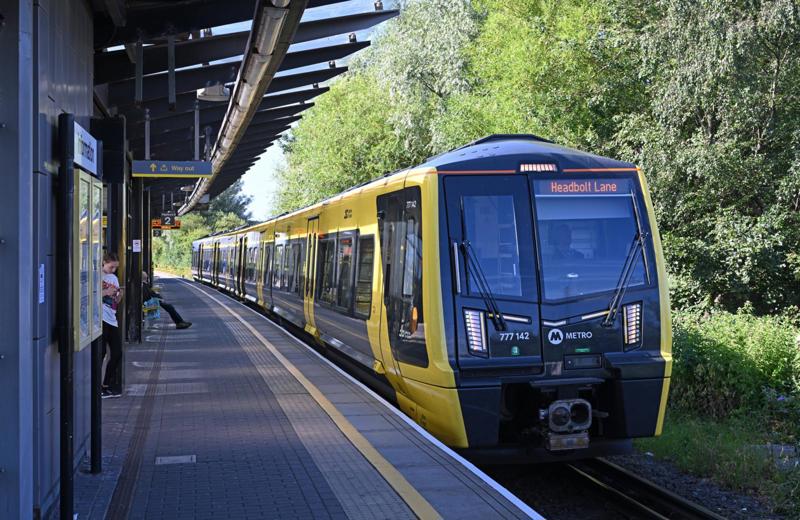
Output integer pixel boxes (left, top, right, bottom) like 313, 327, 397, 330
274, 72, 416, 213
152, 212, 211, 274
153, 180, 250, 273
270, 0, 800, 315
435, 0, 644, 153
614, 0, 800, 313
203, 179, 253, 222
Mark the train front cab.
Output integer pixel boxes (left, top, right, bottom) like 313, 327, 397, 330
437, 166, 672, 460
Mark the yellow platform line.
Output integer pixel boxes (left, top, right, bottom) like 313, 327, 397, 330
183, 281, 442, 520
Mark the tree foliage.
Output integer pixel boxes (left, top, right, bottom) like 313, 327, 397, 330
275, 0, 800, 315
203, 179, 253, 222
614, 0, 800, 313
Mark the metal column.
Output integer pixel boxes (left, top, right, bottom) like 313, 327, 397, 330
0, 2, 35, 519
56, 114, 76, 520
143, 190, 152, 282
127, 178, 143, 343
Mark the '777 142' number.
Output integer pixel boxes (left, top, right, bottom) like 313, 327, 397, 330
497, 331, 530, 341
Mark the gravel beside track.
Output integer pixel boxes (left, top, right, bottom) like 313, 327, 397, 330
609, 453, 786, 520
479, 452, 786, 519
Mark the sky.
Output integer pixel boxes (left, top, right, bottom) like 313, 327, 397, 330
235, 0, 397, 221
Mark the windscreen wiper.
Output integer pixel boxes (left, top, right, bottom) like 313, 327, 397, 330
602, 230, 648, 327
461, 240, 507, 331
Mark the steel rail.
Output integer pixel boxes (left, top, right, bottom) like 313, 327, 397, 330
566, 458, 728, 520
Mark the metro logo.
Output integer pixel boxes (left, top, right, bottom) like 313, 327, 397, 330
547, 328, 593, 344
547, 329, 563, 345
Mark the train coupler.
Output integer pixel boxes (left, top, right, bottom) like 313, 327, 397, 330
545, 431, 590, 451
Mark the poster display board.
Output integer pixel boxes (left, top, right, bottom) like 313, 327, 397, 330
92, 182, 103, 340
72, 168, 104, 351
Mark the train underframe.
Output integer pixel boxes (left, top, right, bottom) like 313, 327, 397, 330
456, 373, 667, 463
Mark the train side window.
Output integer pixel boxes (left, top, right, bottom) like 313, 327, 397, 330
317, 237, 337, 305
262, 244, 272, 287
354, 236, 374, 319
286, 242, 300, 293
282, 242, 293, 290
294, 242, 305, 296
402, 218, 418, 297
336, 236, 354, 310
246, 247, 254, 282
273, 245, 284, 289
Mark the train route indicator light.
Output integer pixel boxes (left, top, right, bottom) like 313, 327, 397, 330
132, 159, 212, 178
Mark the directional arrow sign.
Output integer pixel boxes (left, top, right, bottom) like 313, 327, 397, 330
132, 160, 212, 178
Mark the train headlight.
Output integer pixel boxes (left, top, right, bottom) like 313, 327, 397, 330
464, 309, 488, 357
623, 302, 642, 349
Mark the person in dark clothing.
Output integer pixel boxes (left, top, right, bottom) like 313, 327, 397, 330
551, 223, 585, 261
143, 272, 192, 329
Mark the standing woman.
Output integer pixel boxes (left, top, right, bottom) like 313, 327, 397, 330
101, 252, 124, 398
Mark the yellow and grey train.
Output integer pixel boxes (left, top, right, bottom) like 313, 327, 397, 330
192, 134, 672, 461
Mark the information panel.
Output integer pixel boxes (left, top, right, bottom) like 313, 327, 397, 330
72, 170, 104, 351
79, 176, 90, 342
92, 182, 103, 339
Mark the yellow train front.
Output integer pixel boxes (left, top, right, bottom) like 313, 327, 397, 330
192, 134, 672, 462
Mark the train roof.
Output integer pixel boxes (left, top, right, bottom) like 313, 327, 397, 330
419, 134, 635, 171
195, 135, 637, 242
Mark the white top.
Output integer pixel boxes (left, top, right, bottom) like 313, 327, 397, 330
102, 273, 120, 327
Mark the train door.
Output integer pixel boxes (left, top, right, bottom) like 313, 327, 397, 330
443, 175, 543, 369
377, 187, 425, 386
303, 217, 319, 335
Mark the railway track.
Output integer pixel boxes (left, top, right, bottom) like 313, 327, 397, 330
567, 458, 728, 519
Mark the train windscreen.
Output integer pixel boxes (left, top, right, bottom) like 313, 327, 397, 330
533, 178, 645, 301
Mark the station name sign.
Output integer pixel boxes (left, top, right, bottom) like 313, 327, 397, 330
74, 122, 98, 175
537, 179, 629, 195
132, 160, 212, 178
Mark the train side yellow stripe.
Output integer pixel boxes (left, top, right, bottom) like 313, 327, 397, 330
637, 170, 673, 435
183, 281, 443, 520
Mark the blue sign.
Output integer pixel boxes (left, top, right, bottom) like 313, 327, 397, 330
132, 160, 212, 178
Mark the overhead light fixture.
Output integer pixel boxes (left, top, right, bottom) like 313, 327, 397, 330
253, 7, 288, 56
197, 84, 230, 102
180, 185, 194, 192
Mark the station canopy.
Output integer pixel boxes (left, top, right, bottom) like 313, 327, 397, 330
92, 0, 397, 216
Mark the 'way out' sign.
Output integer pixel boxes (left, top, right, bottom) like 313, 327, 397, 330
132, 160, 212, 178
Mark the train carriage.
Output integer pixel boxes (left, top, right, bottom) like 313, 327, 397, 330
191, 135, 672, 460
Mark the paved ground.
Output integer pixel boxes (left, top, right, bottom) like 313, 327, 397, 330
74, 276, 538, 519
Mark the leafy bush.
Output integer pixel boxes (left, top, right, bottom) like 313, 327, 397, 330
670, 311, 800, 427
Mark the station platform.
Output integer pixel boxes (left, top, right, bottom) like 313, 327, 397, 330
74, 275, 540, 519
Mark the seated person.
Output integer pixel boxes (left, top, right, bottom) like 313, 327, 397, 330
142, 272, 192, 329
551, 224, 585, 261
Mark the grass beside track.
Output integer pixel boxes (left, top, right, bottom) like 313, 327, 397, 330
636, 411, 800, 516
